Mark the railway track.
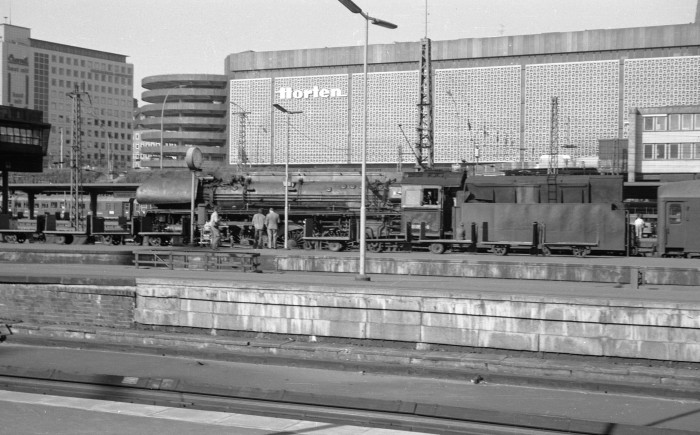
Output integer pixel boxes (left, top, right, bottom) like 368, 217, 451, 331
0, 371, 690, 435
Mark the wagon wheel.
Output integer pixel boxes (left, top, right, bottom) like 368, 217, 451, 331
148, 236, 162, 246
111, 235, 123, 245
541, 246, 551, 256
54, 235, 67, 245
429, 243, 446, 255
102, 235, 113, 245
303, 241, 314, 250
3, 234, 18, 243
16, 233, 27, 243
492, 245, 508, 256
572, 246, 587, 257
327, 241, 344, 252
367, 242, 383, 253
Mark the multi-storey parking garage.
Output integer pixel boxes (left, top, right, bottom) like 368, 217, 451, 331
138, 74, 228, 169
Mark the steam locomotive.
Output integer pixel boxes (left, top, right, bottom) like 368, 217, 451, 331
133, 168, 665, 257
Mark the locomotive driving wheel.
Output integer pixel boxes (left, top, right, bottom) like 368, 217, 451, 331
367, 242, 383, 253
287, 230, 304, 249
327, 241, 344, 252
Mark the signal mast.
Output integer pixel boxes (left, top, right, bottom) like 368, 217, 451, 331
67, 83, 90, 231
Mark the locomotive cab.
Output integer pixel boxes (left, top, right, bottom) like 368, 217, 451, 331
399, 171, 465, 241
401, 185, 445, 238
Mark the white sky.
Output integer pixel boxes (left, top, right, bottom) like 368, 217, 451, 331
4, 0, 698, 104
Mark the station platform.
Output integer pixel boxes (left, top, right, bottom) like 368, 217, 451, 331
1, 242, 699, 286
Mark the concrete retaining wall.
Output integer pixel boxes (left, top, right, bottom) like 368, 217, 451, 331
135, 278, 700, 363
276, 256, 700, 286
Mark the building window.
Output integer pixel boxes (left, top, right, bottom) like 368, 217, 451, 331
681, 143, 694, 159
681, 114, 693, 130
694, 114, 700, 131
643, 117, 655, 131
669, 114, 681, 130
668, 143, 679, 159
655, 144, 666, 159
654, 117, 667, 131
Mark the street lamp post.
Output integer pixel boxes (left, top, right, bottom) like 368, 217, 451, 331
273, 104, 302, 250
337, 0, 397, 282
160, 85, 186, 170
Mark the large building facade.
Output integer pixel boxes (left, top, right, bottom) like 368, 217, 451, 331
0, 24, 134, 172
225, 9, 700, 181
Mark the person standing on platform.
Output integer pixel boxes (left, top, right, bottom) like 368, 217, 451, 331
208, 207, 221, 250
264, 208, 280, 249
252, 208, 266, 249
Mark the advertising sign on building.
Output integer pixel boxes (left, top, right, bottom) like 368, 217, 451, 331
4, 45, 31, 107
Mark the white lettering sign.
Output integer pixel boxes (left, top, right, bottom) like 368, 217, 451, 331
278, 86, 346, 100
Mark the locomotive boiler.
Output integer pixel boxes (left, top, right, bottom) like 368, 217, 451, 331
134, 170, 403, 247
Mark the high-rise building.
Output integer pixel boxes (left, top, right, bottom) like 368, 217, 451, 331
0, 23, 134, 172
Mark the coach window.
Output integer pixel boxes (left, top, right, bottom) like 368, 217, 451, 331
643, 144, 654, 159
695, 144, 700, 159
668, 203, 682, 224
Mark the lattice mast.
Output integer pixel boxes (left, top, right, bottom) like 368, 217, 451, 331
68, 83, 89, 230
415, 37, 434, 171
231, 102, 250, 167
548, 96, 560, 175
